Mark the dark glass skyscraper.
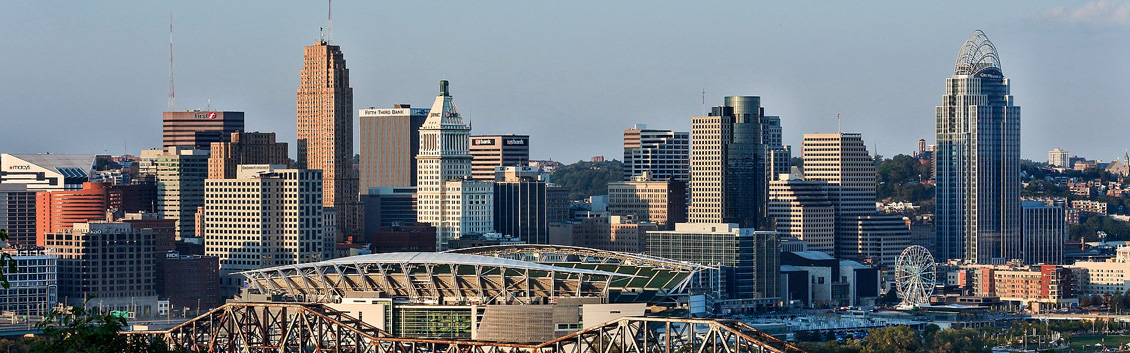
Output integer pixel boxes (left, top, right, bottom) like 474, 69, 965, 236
689, 96, 785, 230
935, 30, 1021, 264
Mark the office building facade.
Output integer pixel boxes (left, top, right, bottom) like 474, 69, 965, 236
622, 125, 689, 181
646, 223, 779, 305
359, 106, 429, 189
494, 180, 547, 244
0, 250, 56, 315
204, 165, 330, 297
0, 184, 37, 246
297, 39, 360, 240
802, 132, 879, 258
1021, 201, 1067, 265
157, 251, 221, 315
43, 222, 157, 314
689, 97, 779, 230
35, 182, 110, 246
607, 175, 687, 230
416, 81, 486, 249
140, 146, 209, 239
850, 215, 913, 269
470, 135, 530, 181
162, 111, 245, 150
768, 175, 836, 256
207, 131, 289, 179
935, 30, 1022, 263
362, 187, 418, 236
1048, 148, 1070, 168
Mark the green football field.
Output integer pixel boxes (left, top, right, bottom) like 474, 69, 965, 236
1069, 335, 1130, 352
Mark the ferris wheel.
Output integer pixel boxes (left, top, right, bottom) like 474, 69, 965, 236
894, 245, 936, 307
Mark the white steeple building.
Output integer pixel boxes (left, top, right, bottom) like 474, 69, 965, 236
416, 80, 494, 249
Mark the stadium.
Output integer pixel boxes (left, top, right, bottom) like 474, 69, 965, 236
236, 245, 719, 342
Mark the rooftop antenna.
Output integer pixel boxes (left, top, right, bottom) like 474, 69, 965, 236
168, 11, 175, 110
837, 113, 841, 134
701, 88, 706, 116
205, 98, 213, 111
327, 0, 333, 43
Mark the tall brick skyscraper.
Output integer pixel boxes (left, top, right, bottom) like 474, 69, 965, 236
297, 39, 359, 240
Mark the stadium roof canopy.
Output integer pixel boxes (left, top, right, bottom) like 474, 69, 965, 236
448, 245, 718, 305
239, 252, 633, 305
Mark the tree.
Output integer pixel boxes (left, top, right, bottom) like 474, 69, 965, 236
927, 329, 989, 353
878, 289, 900, 305
32, 297, 177, 353
863, 325, 920, 353
0, 229, 15, 289
549, 160, 624, 200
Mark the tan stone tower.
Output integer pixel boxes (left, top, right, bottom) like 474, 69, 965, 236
297, 40, 359, 240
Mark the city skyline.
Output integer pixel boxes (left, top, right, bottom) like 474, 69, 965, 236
2, 1, 1128, 163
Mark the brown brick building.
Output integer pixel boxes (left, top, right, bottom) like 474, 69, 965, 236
162, 111, 244, 150
207, 131, 289, 179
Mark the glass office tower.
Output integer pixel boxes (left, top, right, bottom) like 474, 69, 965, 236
935, 30, 1021, 264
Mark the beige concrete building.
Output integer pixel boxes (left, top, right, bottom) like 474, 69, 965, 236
208, 131, 289, 179
802, 133, 880, 258
688, 115, 730, 224
1068, 246, 1130, 296
622, 125, 689, 182
607, 174, 687, 230
435, 180, 495, 243
140, 146, 209, 239
1048, 148, 1070, 168
203, 165, 331, 297
768, 173, 836, 257
359, 105, 429, 190
470, 135, 529, 181
296, 39, 360, 240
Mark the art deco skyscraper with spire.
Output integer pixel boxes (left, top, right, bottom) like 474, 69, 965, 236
935, 30, 1021, 264
297, 39, 360, 240
416, 80, 494, 250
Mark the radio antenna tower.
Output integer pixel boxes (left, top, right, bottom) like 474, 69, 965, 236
327, 0, 333, 43
168, 11, 176, 110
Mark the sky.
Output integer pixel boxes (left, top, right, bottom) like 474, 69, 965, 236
1, 1, 1128, 163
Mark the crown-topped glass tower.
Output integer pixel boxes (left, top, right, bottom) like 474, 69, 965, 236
934, 30, 1021, 264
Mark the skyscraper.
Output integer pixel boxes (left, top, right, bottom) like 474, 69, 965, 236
470, 134, 530, 181
416, 81, 492, 249
162, 111, 245, 150
1021, 201, 1067, 265
802, 133, 879, 257
768, 174, 836, 256
689, 96, 776, 229
935, 30, 1021, 264
204, 165, 329, 297
358, 105, 429, 189
622, 125, 690, 181
297, 39, 359, 240
140, 146, 209, 240
207, 131, 289, 179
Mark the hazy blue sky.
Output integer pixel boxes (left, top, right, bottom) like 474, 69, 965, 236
1, 1, 1128, 163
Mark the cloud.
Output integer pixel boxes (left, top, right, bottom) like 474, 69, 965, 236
1044, 0, 1130, 27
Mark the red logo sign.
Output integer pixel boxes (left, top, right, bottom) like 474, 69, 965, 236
207, 112, 218, 119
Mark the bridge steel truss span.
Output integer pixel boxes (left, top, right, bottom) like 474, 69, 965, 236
123, 302, 806, 353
